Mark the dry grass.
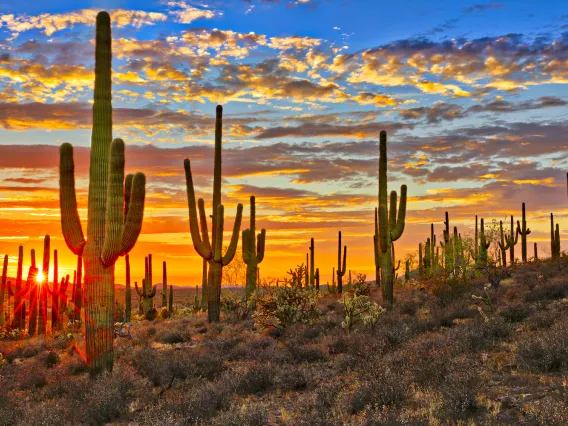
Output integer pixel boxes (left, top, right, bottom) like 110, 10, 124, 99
1, 259, 567, 425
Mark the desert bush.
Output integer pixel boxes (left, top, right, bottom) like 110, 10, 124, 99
275, 365, 308, 392
228, 363, 274, 395
252, 282, 320, 331
499, 304, 531, 323
525, 395, 568, 425
340, 293, 385, 333
211, 401, 271, 426
287, 342, 326, 363
525, 276, 568, 303
221, 293, 252, 321
516, 319, 568, 372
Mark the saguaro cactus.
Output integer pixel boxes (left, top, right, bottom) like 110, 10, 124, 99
161, 261, 168, 308
125, 254, 131, 322
38, 235, 50, 335
168, 285, 173, 314
0, 254, 7, 326
12, 246, 24, 329
201, 258, 207, 311
505, 215, 519, 264
498, 220, 511, 267
551, 213, 561, 259
51, 250, 59, 329
242, 196, 265, 298
71, 255, 83, 322
336, 231, 347, 294
516, 203, 531, 263
376, 131, 407, 308
58, 275, 70, 322
373, 208, 381, 287
136, 256, 156, 316
183, 105, 243, 322
315, 268, 320, 290
534, 242, 538, 261
28, 249, 38, 335
309, 238, 315, 288
478, 218, 490, 265
58, 12, 146, 374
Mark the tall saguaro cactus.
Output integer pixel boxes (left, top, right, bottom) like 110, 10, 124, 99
376, 131, 407, 308
498, 220, 511, 267
136, 255, 156, 316
125, 254, 131, 322
38, 235, 50, 335
309, 238, 315, 288
58, 12, 146, 375
551, 213, 561, 259
336, 231, 347, 294
161, 261, 168, 308
0, 254, 7, 327
184, 105, 243, 322
12, 246, 24, 329
516, 203, 531, 263
478, 218, 490, 265
505, 215, 519, 265
242, 196, 265, 298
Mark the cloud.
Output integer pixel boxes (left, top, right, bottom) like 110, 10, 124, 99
463, 3, 504, 14
166, 1, 220, 24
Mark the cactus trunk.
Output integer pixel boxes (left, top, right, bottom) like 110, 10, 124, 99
201, 258, 208, 311
161, 261, 167, 308
125, 254, 131, 322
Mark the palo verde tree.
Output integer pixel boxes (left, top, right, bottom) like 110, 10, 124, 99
58, 11, 146, 375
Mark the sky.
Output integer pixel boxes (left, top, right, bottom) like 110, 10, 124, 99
0, 0, 567, 286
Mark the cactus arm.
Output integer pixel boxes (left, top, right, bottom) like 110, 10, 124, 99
197, 199, 211, 251
389, 191, 397, 232
124, 174, 133, 217
390, 185, 407, 241
120, 172, 146, 255
340, 245, 347, 275
148, 285, 157, 298
221, 203, 244, 266
183, 159, 212, 260
59, 143, 86, 255
242, 229, 251, 264
256, 229, 266, 263
134, 281, 143, 297
101, 139, 125, 266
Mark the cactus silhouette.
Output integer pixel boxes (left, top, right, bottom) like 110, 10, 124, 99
125, 255, 131, 322
478, 218, 490, 265
0, 254, 6, 327
376, 131, 407, 308
505, 215, 519, 264
373, 208, 381, 287
183, 105, 243, 322
309, 238, 315, 288
10, 246, 25, 329
336, 231, 347, 294
242, 196, 265, 298
38, 235, 50, 335
551, 213, 561, 259
516, 203, 531, 263
136, 255, 156, 316
201, 258, 207, 311
498, 220, 511, 267
161, 261, 168, 308
58, 12, 146, 374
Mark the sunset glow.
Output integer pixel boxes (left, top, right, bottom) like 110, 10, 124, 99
0, 0, 567, 286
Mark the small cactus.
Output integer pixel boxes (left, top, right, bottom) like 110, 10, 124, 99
551, 213, 561, 259
516, 203, 531, 263
135, 255, 156, 316
336, 231, 347, 294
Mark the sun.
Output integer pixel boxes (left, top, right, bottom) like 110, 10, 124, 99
36, 270, 44, 284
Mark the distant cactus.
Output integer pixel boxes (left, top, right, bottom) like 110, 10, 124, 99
315, 268, 320, 290
161, 261, 168, 308
51, 250, 59, 329
376, 132, 407, 308
498, 220, 511, 267
305, 253, 309, 288
478, 218, 490, 265
418, 242, 423, 278
184, 105, 243, 322
309, 238, 315, 288
136, 255, 156, 316
505, 215, 519, 264
405, 260, 410, 282
58, 12, 146, 374
11, 246, 25, 329
373, 208, 381, 288
336, 231, 347, 294
516, 203, 531, 263
125, 254, 131, 322
551, 213, 561, 259
193, 286, 200, 311
534, 242, 538, 261
474, 215, 479, 261
242, 197, 266, 297
0, 254, 6, 327
38, 235, 50, 335
168, 285, 173, 314
58, 275, 70, 323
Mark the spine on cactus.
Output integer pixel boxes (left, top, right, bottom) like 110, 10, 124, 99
373, 207, 381, 288
168, 285, 173, 313
125, 254, 131, 322
336, 231, 347, 294
315, 268, 320, 290
498, 220, 511, 267
58, 11, 146, 375
516, 203, 531, 263
377, 131, 407, 308
183, 105, 243, 322
38, 235, 50, 335
162, 261, 167, 308
309, 238, 315, 288
0, 254, 7, 326
201, 258, 207, 311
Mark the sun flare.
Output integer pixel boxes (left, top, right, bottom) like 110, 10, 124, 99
36, 270, 44, 284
